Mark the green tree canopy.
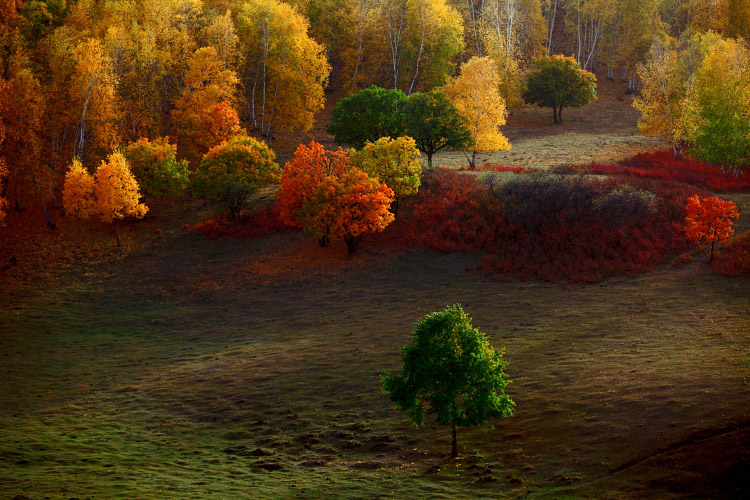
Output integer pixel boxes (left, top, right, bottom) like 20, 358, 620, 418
123, 137, 189, 198
192, 134, 280, 221
382, 304, 514, 458
522, 55, 597, 124
327, 85, 407, 148
402, 90, 474, 167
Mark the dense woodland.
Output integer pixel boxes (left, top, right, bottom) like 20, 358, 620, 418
0, 0, 748, 274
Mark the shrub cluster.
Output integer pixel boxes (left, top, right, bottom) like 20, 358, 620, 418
193, 205, 287, 240
586, 152, 750, 192
404, 169, 694, 283
712, 230, 750, 276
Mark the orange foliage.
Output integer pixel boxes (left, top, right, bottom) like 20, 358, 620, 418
302, 169, 394, 254
277, 141, 349, 229
684, 194, 739, 261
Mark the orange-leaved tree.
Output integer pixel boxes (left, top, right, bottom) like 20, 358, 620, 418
63, 158, 96, 248
351, 136, 422, 217
192, 134, 280, 221
300, 168, 394, 254
277, 141, 349, 242
94, 151, 148, 247
684, 194, 740, 261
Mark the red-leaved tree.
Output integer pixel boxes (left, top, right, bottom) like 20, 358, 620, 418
277, 141, 350, 243
277, 141, 394, 252
684, 195, 740, 261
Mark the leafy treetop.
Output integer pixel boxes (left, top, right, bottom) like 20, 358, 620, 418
351, 136, 422, 215
685, 194, 740, 261
327, 85, 407, 149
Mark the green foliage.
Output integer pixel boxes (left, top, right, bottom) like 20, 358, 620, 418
192, 134, 280, 220
522, 55, 597, 124
327, 85, 407, 148
382, 304, 514, 458
402, 90, 473, 167
123, 137, 189, 198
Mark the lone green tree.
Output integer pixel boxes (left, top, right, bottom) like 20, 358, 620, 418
382, 304, 514, 459
522, 55, 597, 124
327, 85, 407, 148
402, 90, 474, 168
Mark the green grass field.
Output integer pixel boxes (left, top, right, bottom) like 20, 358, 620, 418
1, 196, 748, 498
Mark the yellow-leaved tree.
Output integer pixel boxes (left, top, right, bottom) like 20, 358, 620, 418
633, 35, 688, 158
444, 56, 510, 168
94, 151, 148, 247
237, 0, 330, 140
71, 38, 120, 161
63, 159, 96, 248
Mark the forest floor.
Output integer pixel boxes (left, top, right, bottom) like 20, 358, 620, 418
1, 74, 749, 499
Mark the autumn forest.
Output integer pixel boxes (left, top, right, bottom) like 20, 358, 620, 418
1, 0, 749, 498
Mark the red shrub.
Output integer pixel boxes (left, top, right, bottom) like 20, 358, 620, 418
712, 230, 750, 276
581, 151, 750, 192
193, 205, 289, 240
483, 164, 525, 174
403, 170, 693, 283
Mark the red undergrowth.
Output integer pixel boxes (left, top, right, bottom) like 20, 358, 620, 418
712, 230, 750, 276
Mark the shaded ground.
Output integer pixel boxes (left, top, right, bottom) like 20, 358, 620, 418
1, 194, 748, 499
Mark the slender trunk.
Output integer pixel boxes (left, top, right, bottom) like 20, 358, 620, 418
427, 151, 433, 168
31, 170, 54, 228
710, 239, 715, 262
77, 217, 81, 248
408, 21, 427, 95
451, 424, 458, 459
116, 219, 121, 247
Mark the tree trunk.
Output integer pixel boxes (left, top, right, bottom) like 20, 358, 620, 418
710, 239, 715, 262
77, 218, 81, 249
451, 424, 458, 459
344, 234, 360, 255
426, 151, 433, 168
116, 219, 121, 247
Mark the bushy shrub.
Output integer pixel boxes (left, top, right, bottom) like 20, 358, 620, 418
193, 205, 287, 240
583, 151, 750, 192
124, 137, 189, 198
403, 169, 693, 283
712, 230, 750, 276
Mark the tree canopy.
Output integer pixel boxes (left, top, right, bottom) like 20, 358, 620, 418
402, 89, 473, 167
522, 54, 597, 124
327, 85, 407, 149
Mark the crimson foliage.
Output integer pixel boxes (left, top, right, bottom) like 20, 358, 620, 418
193, 205, 288, 240
585, 152, 750, 192
712, 230, 750, 276
404, 169, 694, 283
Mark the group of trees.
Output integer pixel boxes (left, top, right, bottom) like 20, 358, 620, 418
634, 31, 750, 171
278, 138, 423, 253
62, 152, 148, 247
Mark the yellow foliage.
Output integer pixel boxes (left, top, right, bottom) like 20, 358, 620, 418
238, 0, 330, 136
445, 56, 510, 167
63, 159, 96, 221
94, 151, 148, 224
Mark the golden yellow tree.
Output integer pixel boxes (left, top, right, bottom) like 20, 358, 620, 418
71, 37, 120, 161
63, 159, 96, 247
445, 56, 510, 168
633, 35, 687, 157
237, 0, 330, 140
94, 151, 148, 247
